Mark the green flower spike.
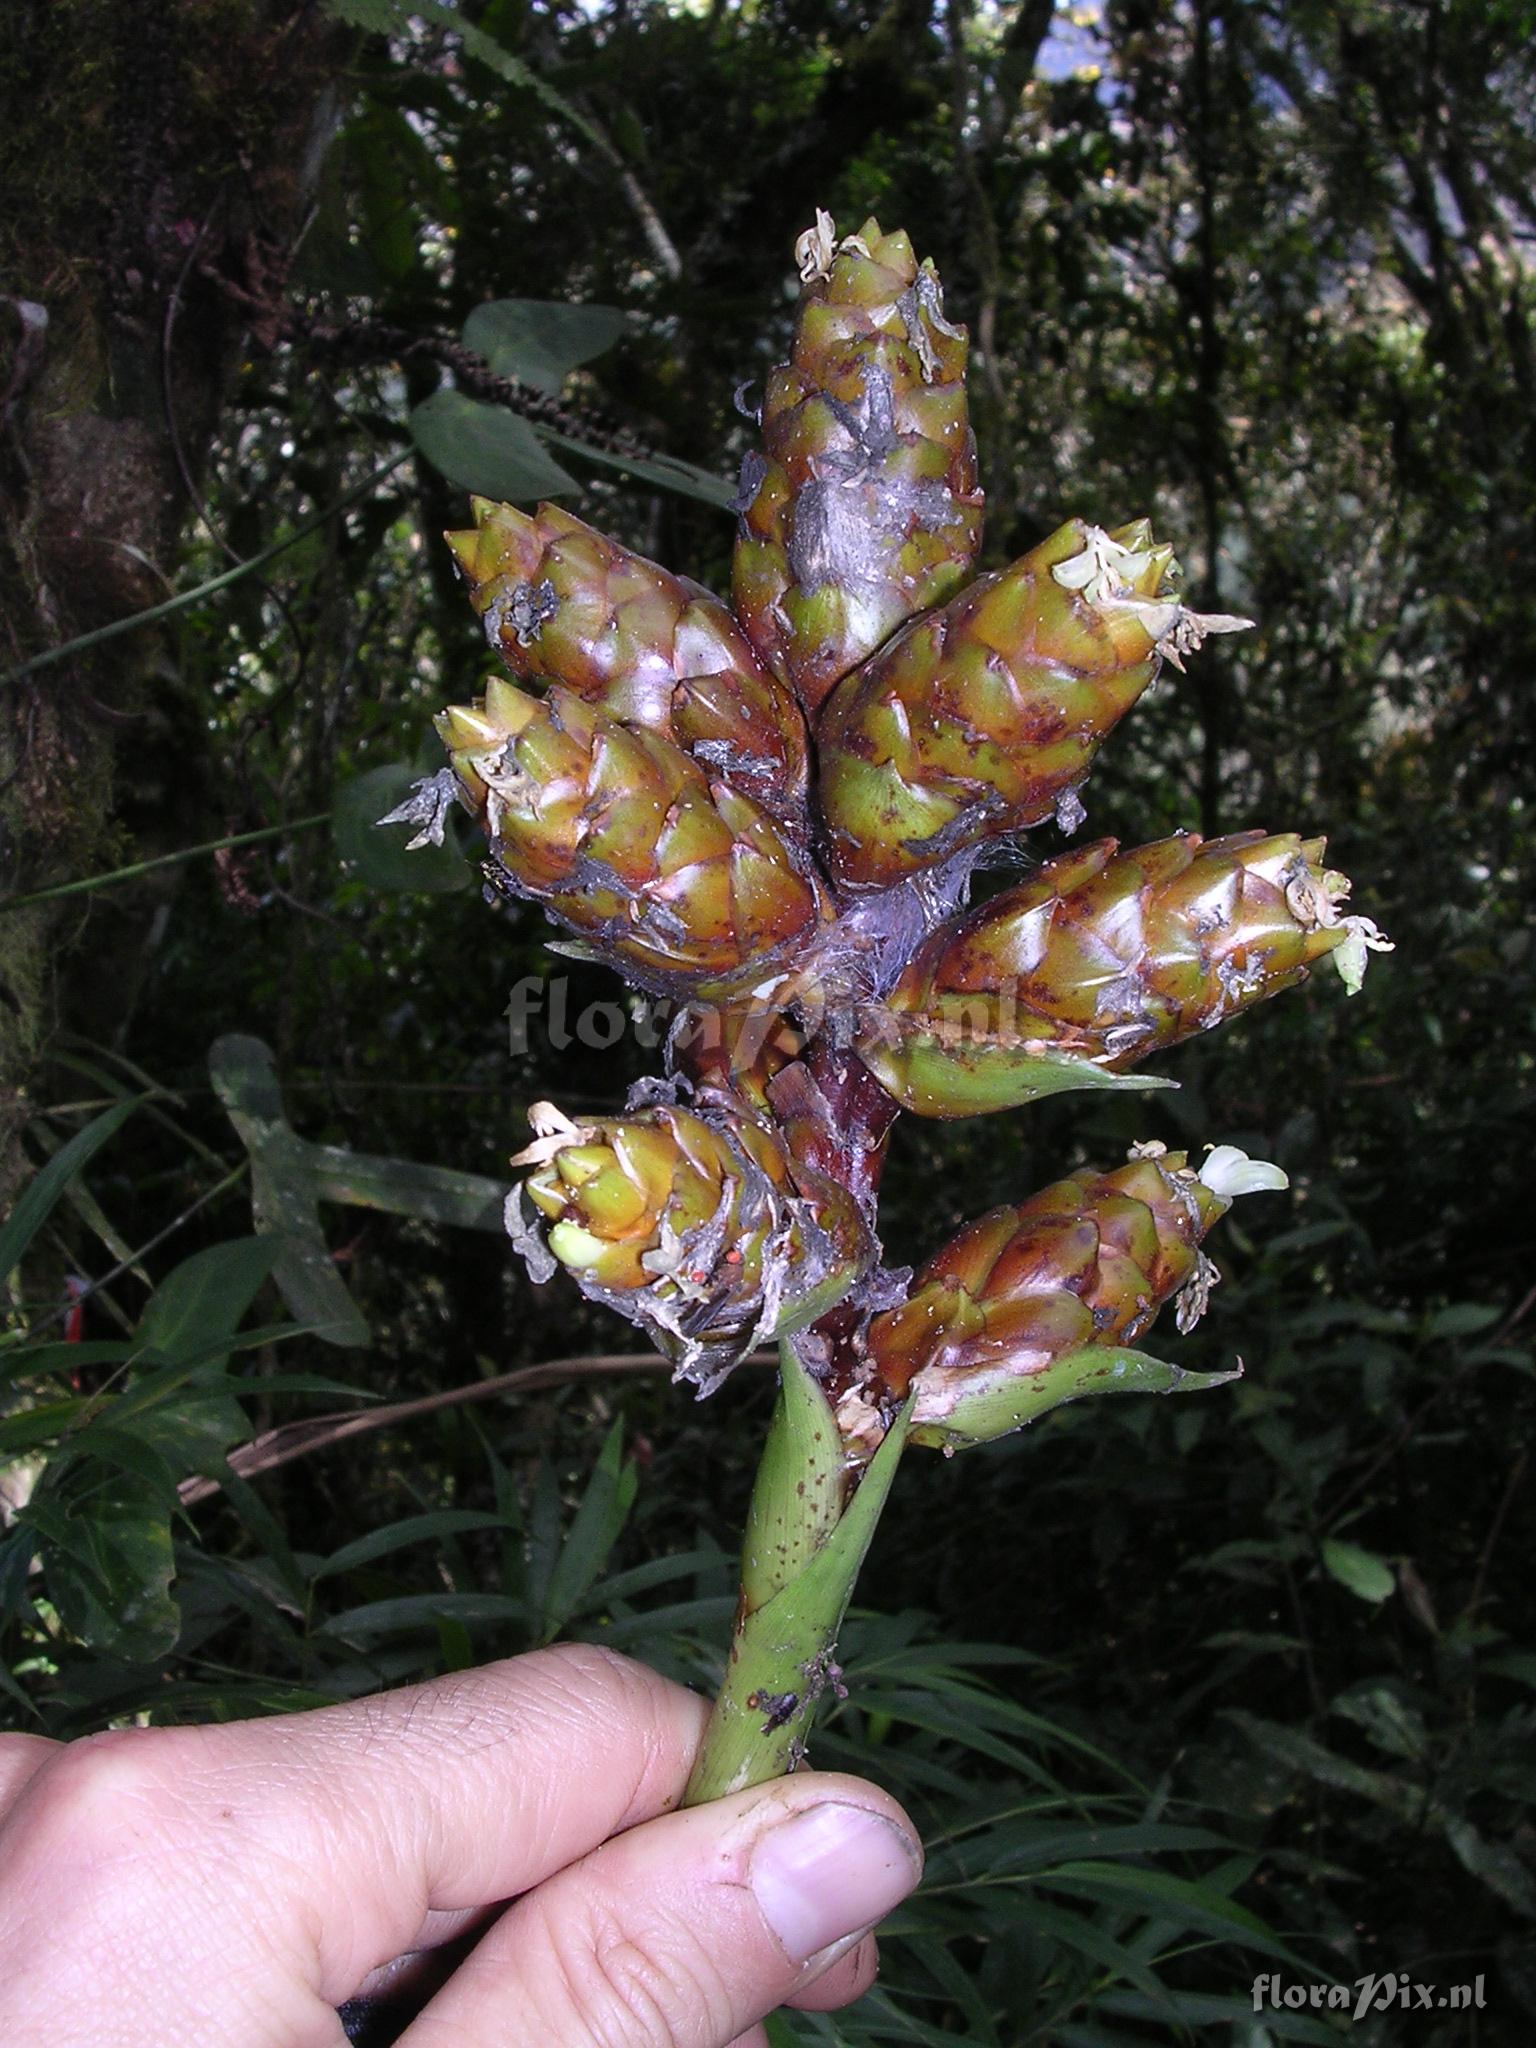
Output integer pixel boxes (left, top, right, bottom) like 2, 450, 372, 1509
732, 212, 985, 718
816, 518, 1252, 894
844, 1141, 1284, 1455
857, 830, 1388, 1117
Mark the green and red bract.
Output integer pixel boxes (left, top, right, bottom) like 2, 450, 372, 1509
433, 675, 825, 997
849, 1145, 1271, 1454
510, 1097, 868, 1392
384, 213, 1389, 1805
731, 213, 984, 719
856, 829, 1373, 1117
816, 517, 1249, 894
447, 497, 809, 830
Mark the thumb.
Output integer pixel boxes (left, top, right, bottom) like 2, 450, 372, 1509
396, 1773, 922, 2048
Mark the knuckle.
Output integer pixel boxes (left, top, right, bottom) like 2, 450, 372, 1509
541, 1639, 656, 1705
23, 1726, 181, 1855
2, 1727, 188, 1949
540, 1886, 736, 2048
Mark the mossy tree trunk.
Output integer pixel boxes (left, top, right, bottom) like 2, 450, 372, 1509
0, 0, 343, 1206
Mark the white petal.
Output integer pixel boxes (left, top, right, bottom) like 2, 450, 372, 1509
1198, 1144, 1289, 1201
1331, 916, 1395, 997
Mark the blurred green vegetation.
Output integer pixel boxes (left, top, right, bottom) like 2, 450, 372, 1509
4, 0, 1534, 2039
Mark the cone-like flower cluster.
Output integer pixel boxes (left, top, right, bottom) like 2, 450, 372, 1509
509, 1098, 867, 1390
817, 518, 1249, 893
731, 213, 984, 717
434, 676, 823, 995
844, 1144, 1277, 1453
858, 830, 1378, 1117
385, 211, 1387, 1430
447, 498, 808, 827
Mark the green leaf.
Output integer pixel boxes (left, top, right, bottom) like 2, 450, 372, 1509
409, 390, 578, 503
910, 1343, 1243, 1451
1321, 1537, 1396, 1604
541, 1417, 639, 1640
28, 1471, 179, 1662
0, 1098, 140, 1282
316, 1591, 534, 1640
535, 427, 737, 510
856, 1024, 1179, 1121
1038, 1861, 1300, 1963
1424, 1302, 1502, 1339
335, 761, 473, 894
1481, 1652, 1536, 1689
136, 1238, 279, 1369
740, 1350, 843, 1611
1444, 1815, 1536, 1917
320, 0, 396, 25
314, 1510, 516, 1580
462, 299, 627, 396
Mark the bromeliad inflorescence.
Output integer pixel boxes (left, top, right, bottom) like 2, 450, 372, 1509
385, 216, 1391, 1800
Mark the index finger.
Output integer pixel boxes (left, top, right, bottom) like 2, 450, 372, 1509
1, 1643, 708, 2010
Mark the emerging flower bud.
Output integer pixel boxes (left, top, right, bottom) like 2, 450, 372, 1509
430, 678, 825, 997
509, 1098, 868, 1390
446, 498, 809, 829
816, 519, 1251, 894
843, 1143, 1278, 1452
857, 830, 1379, 1116
732, 214, 985, 717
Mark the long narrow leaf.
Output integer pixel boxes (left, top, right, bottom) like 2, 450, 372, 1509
0, 1099, 140, 1281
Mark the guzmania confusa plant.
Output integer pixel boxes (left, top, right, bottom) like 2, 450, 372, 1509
385, 213, 1392, 1803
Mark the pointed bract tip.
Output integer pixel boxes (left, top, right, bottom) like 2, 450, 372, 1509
444, 528, 480, 578
436, 703, 504, 753
482, 673, 540, 735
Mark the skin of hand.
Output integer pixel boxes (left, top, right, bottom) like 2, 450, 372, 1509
0, 1642, 922, 2048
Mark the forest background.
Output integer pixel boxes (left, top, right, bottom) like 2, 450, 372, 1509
3, 0, 1535, 2040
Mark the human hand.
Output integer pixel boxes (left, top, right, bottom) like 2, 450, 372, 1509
0, 1643, 921, 2047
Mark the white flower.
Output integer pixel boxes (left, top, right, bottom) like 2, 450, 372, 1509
1331, 916, 1395, 997
510, 1101, 596, 1168
1197, 1144, 1289, 1201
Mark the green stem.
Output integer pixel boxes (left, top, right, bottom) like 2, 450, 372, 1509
0, 814, 331, 914
683, 1342, 910, 1804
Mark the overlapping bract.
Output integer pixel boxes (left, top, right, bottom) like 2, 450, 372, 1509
435, 676, 822, 995
847, 1146, 1263, 1452
858, 830, 1356, 1117
386, 212, 1387, 1438
816, 517, 1240, 894
447, 497, 808, 827
509, 1098, 867, 1391
731, 214, 984, 717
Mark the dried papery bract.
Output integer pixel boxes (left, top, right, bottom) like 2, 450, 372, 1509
383, 211, 1389, 1806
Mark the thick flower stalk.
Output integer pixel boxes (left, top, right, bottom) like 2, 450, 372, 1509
381, 211, 1390, 1810
857, 830, 1392, 1117
817, 518, 1252, 894
447, 497, 808, 828
509, 1097, 868, 1391
731, 212, 984, 717
433, 677, 824, 995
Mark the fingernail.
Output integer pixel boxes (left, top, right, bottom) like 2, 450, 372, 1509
749, 1802, 920, 1964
